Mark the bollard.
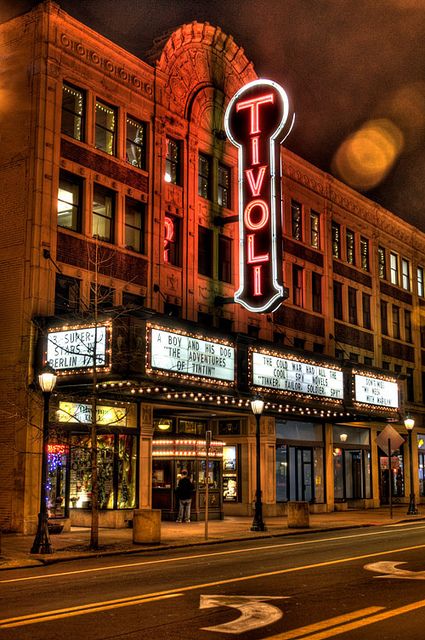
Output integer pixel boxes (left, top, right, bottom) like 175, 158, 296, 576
287, 501, 310, 528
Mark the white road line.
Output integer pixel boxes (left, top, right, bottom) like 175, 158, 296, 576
2, 524, 425, 584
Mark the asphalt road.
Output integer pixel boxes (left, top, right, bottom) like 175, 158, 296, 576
2, 522, 425, 639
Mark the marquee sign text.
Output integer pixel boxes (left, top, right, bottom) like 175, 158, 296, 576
354, 375, 399, 408
47, 326, 107, 371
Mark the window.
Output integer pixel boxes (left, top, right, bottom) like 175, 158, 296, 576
310, 210, 320, 249
218, 164, 231, 208
163, 214, 181, 266
392, 305, 400, 339
362, 293, 371, 329
126, 117, 146, 169
360, 237, 369, 271
402, 258, 411, 291
405, 309, 413, 343
218, 235, 232, 283
381, 301, 388, 335
293, 337, 305, 349
364, 356, 373, 366
332, 222, 341, 259
335, 349, 344, 360
313, 342, 324, 354
165, 138, 181, 185
312, 272, 322, 313
291, 200, 302, 241
125, 198, 145, 253
333, 281, 343, 320
198, 154, 212, 200
54, 275, 80, 315
406, 368, 414, 402
164, 302, 181, 318
382, 361, 390, 370
90, 284, 114, 310
378, 246, 386, 279
95, 100, 116, 155
418, 266, 424, 297
61, 83, 84, 141
348, 287, 358, 325
198, 226, 214, 277
218, 317, 233, 332
248, 325, 260, 339
198, 312, 214, 328
349, 352, 359, 363
292, 265, 303, 307
58, 171, 82, 231
93, 184, 115, 242
346, 229, 355, 265
390, 252, 399, 285
122, 292, 145, 308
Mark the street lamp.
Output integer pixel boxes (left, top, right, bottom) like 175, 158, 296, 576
31, 364, 57, 554
404, 415, 418, 516
250, 395, 266, 531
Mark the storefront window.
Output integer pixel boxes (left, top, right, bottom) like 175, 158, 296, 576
418, 434, 425, 497
69, 433, 137, 510
152, 460, 172, 488
199, 460, 220, 488
333, 426, 372, 501
276, 445, 288, 502
46, 444, 68, 518
223, 445, 240, 502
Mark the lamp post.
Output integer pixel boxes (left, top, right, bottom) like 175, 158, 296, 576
31, 364, 57, 554
250, 395, 266, 531
404, 415, 418, 516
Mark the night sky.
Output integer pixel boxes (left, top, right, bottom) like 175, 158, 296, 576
3, 0, 425, 230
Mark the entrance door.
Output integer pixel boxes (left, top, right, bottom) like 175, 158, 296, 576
295, 447, 313, 502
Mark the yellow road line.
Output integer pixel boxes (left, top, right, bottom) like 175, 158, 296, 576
3, 526, 425, 585
262, 607, 384, 639
0, 593, 182, 629
266, 598, 425, 640
1, 542, 425, 629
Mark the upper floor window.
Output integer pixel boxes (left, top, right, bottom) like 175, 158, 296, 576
218, 164, 231, 208
198, 226, 214, 277
332, 222, 341, 259
165, 138, 181, 185
58, 171, 82, 232
125, 198, 145, 253
291, 200, 302, 241
418, 266, 424, 297
90, 284, 114, 311
381, 300, 388, 336
310, 210, 320, 249
360, 237, 369, 271
92, 184, 115, 242
405, 309, 413, 343
126, 117, 146, 169
292, 265, 304, 307
164, 214, 181, 266
378, 246, 386, 279
346, 229, 355, 265
333, 281, 343, 320
312, 272, 322, 313
392, 305, 401, 339
198, 154, 212, 200
362, 292, 371, 330
390, 252, 399, 285
402, 258, 411, 291
348, 286, 358, 325
218, 234, 232, 283
61, 83, 85, 141
95, 100, 116, 155
55, 274, 80, 315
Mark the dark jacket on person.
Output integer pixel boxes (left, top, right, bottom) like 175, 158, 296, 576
176, 476, 194, 500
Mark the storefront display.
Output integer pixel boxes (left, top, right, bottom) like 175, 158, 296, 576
333, 425, 372, 503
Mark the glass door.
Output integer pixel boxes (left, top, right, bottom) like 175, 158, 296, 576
290, 447, 313, 502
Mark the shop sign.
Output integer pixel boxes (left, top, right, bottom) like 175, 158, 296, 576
57, 401, 127, 426
225, 78, 295, 313
252, 351, 344, 399
150, 328, 235, 382
354, 375, 399, 408
47, 325, 108, 371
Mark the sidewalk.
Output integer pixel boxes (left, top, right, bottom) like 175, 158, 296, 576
1, 506, 423, 571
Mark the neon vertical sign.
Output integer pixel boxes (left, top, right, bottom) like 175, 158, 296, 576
224, 79, 295, 313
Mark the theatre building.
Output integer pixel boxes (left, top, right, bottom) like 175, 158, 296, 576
1, 1, 425, 533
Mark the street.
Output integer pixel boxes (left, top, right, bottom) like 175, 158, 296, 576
2, 522, 425, 639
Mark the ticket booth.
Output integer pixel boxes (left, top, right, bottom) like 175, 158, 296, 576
152, 436, 224, 521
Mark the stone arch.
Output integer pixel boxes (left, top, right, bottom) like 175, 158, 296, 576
153, 22, 257, 118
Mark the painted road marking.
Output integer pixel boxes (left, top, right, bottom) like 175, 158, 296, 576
200, 595, 288, 634
3, 525, 425, 584
365, 560, 425, 579
0, 593, 182, 629
265, 598, 425, 639
2, 543, 425, 628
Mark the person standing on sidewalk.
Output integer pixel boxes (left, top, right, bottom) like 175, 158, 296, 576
175, 470, 194, 522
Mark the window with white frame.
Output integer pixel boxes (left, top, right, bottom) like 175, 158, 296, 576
390, 253, 399, 285
310, 211, 320, 249
418, 266, 424, 297
401, 258, 411, 291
